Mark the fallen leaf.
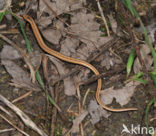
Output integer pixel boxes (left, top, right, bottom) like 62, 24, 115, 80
42, 29, 62, 44
100, 81, 140, 106
0, 45, 22, 60
37, 16, 52, 28
39, 0, 83, 19
70, 10, 113, 52
133, 44, 153, 74
60, 37, 79, 58
71, 110, 88, 133
0, 45, 41, 91
88, 100, 111, 124
47, 55, 76, 96
108, 13, 117, 34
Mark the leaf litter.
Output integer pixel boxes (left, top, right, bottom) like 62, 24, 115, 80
0, 0, 143, 134
100, 81, 140, 106
36, 3, 115, 98
0, 45, 41, 91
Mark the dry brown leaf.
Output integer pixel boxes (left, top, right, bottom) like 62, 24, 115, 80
29, 50, 41, 68
0, 45, 22, 60
70, 10, 112, 51
42, 29, 62, 45
133, 44, 153, 74
38, 18, 64, 44
88, 100, 111, 124
100, 81, 140, 106
71, 110, 88, 133
144, 20, 156, 43
47, 55, 76, 96
0, 45, 41, 91
60, 37, 79, 57
96, 51, 122, 70
39, 0, 82, 19
108, 13, 117, 34
37, 16, 52, 28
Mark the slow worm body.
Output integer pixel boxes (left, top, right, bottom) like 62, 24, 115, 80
23, 15, 137, 112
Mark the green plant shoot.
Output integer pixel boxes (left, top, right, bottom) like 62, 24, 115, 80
126, 49, 135, 78
0, 10, 6, 23
145, 99, 155, 132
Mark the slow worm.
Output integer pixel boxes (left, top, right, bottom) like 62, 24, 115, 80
23, 15, 137, 112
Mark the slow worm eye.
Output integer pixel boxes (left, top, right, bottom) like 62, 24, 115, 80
23, 15, 33, 22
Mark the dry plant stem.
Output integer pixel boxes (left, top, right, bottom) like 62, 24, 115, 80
23, 15, 137, 112
77, 84, 84, 136
0, 128, 15, 134
0, 29, 19, 34
0, 24, 7, 29
12, 90, 33, 103
80, 124, 84, 136
0, 94, 48, 136
0, 105, 12, 117
0, 34, 36, 83
42, 0, 70, 27
132, 31, 148, 74
0, 114, 29, 136
82, 88, 90, 107
52, 37, 119, 86
50, 83, 60, 136
96, 0, 110, 36
80, 65, 125, 86
75, 83, 82, 116
42, 54, 49, 82
34, 53, 42, 73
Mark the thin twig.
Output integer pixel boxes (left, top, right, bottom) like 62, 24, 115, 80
0, 105, 12, 117
82, 88, 90, 107
50, 83, 60, 136
0, 24, 7, 29
0, 94, 48, 136
12, 90, 33, 103
42, 54, 49, 82
96, 0, 110, 36
79, 65, 125, 86
0, 114, 29, 136
0, 128, 15, 134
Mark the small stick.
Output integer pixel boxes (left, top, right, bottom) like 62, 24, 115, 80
50, 83, 60, 136
82, 88, 90, 107
79, 66, 125, 86
0, 24, 7, 29
0, 128, 15, 134
0, 105, 12, 117
96, 0, 110, 36
0, 94, 48, 136
0, 114, 29, 136
12, 90, 33, 103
